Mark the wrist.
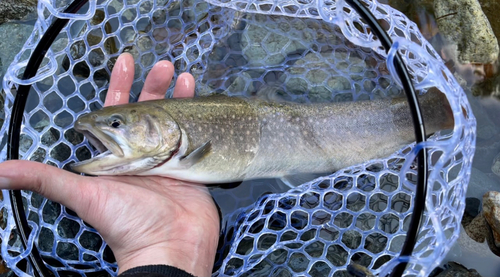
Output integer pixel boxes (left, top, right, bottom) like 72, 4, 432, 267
119, 264, 195, 276
115, 224, 219, 277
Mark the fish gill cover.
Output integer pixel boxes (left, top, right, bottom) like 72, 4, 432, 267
0, 0, 476, 276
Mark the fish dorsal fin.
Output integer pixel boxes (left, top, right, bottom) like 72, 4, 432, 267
179, 140, 212, 168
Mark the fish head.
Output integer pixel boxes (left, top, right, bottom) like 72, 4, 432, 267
71, 102, 181, 175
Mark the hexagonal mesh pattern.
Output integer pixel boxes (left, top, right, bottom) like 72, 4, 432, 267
0, 0, 476, 277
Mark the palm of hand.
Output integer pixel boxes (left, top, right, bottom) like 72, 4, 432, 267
86, 175, 219, 273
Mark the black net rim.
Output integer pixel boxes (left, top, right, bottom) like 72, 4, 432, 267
6, 1, 427, 276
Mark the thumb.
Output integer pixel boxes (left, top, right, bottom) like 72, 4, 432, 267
0, 160, 92, 213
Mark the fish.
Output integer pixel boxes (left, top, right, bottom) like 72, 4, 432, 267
71, 92, 454, 183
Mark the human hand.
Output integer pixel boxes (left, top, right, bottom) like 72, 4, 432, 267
0, 53, 220, 276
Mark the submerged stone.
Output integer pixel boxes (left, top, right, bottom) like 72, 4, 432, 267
430, 262, 482, 277
0, 0, 36, 24
434, 0, 499, 64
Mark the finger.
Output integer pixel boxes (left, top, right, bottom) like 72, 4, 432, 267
173, 73, 195, 98
138, 61, 175, 102
105, 53, 135, 107
0, 160, 90, 213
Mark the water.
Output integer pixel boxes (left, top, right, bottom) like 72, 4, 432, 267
379, 0, 500, 275
0, 0, 499, 276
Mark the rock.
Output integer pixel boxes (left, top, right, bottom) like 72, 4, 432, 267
347, 263, 374, 277
0, 259, 12, 275
19, 133, 33, 153
482, 191, 500, 248
387, 0, 437, 39
223, 72, 255, 96
490, 227, 500, 249
464, 213, 487, 243
0, 21, 34, 81
241, 14, 342, 67
492, 152, 500, 177
465, 197, 482, 218
0, 0, 37, 24
462, 197, 482, 227
430, 262, 482, 277
63, 10, 119, 79
434, 0, 499, 64
483, 191, 500, 233
281, 51, 366, 102
241, 18, 305, 67
478, 0, 500, 45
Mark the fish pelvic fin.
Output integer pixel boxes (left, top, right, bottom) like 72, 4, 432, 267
179, 140, 212, 168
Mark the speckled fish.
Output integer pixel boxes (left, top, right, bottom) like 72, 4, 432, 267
71, 93, 453, 183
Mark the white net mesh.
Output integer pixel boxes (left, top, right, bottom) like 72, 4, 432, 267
0, 0, 476, 276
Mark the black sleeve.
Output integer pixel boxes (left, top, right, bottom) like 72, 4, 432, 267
118, 265, 196, 277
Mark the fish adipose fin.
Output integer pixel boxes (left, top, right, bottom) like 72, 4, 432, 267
179, 140, 212, 167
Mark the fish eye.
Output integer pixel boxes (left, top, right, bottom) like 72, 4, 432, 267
110, 120, 121, 128
109, 114, 125, 128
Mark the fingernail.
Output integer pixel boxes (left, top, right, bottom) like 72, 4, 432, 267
0, 177, 11, 188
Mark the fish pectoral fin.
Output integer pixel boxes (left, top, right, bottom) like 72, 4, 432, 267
179, 140, 212, 168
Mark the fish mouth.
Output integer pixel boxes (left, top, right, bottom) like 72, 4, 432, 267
74, 125, 125, 160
